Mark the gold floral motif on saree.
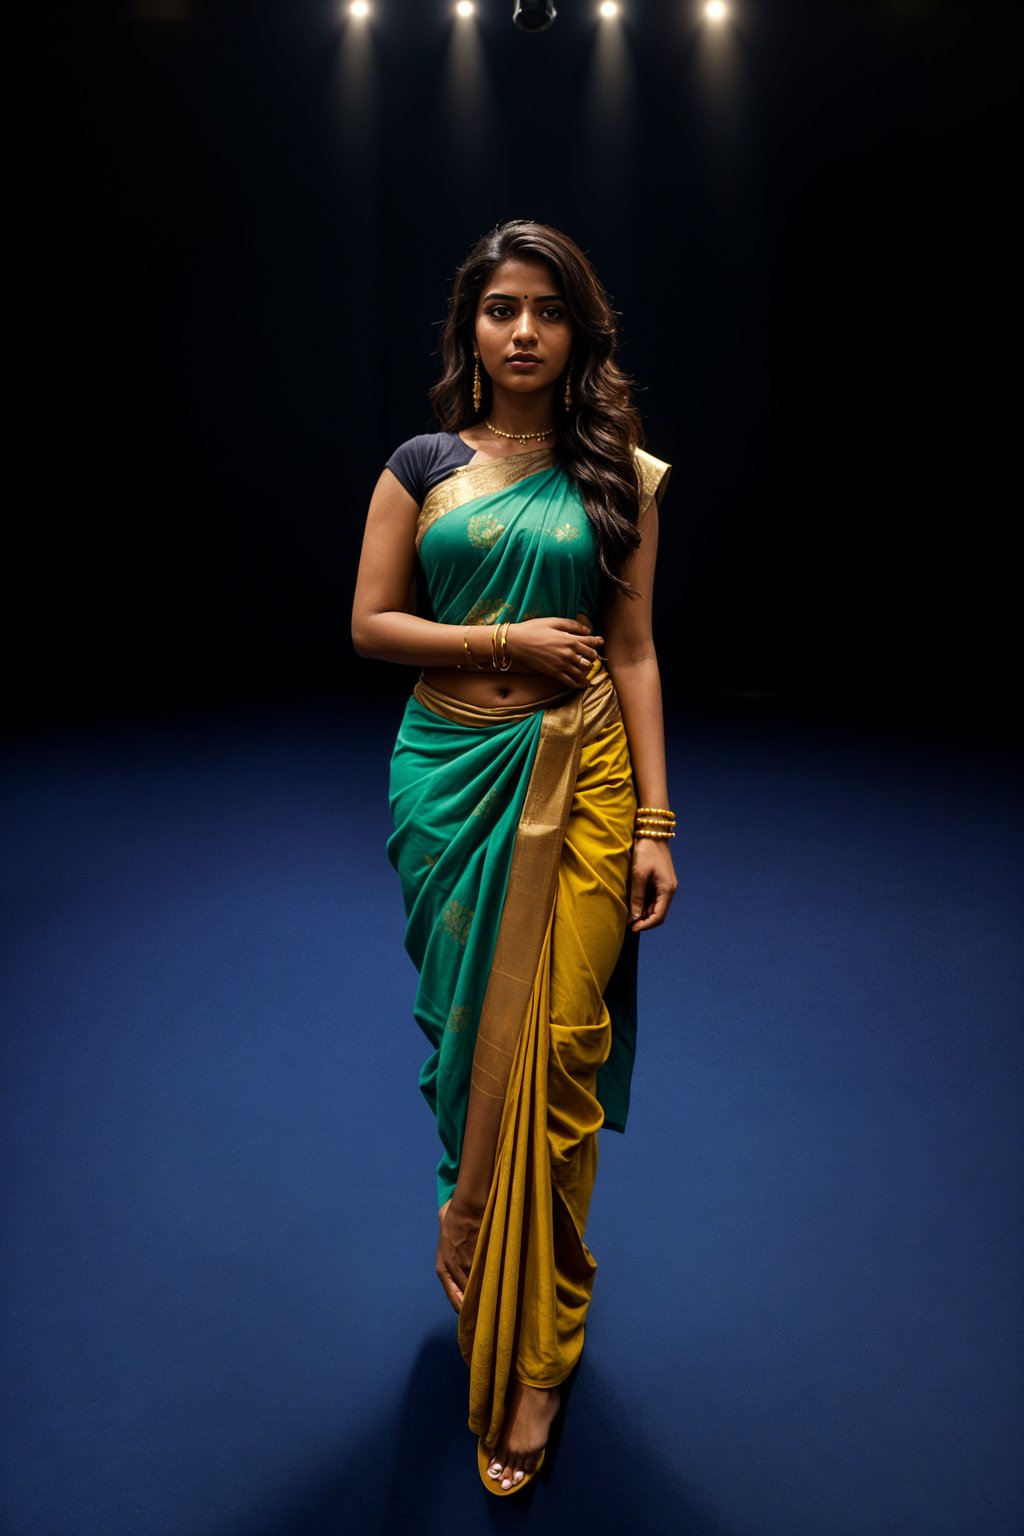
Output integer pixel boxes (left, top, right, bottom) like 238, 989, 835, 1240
442, 898, 475, 946
467, 512, 505, 549
447, 1004, 472, 1034
463, 597, 513, 627
472, 787, 499, 820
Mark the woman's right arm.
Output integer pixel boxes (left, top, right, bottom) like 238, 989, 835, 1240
351, 469, 470, 667
352, 467, 600, 683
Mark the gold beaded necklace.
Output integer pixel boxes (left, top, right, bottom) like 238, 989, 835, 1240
483, 420, 556, 447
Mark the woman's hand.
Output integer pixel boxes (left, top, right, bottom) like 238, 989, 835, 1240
507, 618, 603, 689
436, 1193, 482, 1314
630, 838, 678, 932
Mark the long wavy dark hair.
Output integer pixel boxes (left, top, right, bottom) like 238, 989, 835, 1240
429, 221, 645, 597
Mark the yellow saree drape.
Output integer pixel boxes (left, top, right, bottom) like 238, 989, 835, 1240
418, 668, 636, 1447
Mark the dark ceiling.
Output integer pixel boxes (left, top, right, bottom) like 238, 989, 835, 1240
7, 1, 1019, 727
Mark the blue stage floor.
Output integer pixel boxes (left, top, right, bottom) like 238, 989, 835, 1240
2, 703, 1021, 1536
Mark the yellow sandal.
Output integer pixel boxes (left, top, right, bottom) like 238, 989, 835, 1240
477, 1437, 545, 1496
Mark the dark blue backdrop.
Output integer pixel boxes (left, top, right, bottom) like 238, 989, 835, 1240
3, 7, 1022, 1533
6, 0, 1019, 729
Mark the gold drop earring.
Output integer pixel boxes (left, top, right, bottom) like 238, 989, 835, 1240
472, 349, 482, 414
563, 365, 573, 411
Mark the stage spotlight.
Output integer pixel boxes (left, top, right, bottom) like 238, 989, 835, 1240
513, 1, 557, 31
703, 0, 729, 22
456, 0, 475, 14
348, 0, 370, 17
599, 1, 619, 16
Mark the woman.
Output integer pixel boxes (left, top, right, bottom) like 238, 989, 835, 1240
351, 220, 677, 1495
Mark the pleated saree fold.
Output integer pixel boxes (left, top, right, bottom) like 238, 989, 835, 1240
451, 671, 635, 1445
404, 668, 635, 1443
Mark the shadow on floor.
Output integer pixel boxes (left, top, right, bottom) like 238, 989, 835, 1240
236, 1331, 722, 1536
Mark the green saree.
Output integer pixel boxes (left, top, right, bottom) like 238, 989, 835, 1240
387, 443, 670, 1437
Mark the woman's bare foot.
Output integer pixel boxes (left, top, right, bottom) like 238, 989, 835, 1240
436, 1194, 482, 1313
483, 1381, 560, 1491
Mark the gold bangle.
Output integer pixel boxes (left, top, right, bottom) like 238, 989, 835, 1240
461, 627, 487, 671
497, 620, 512, 671
636, 807, 676, 820
635, 829, 675, 840
490, 624, 500, 670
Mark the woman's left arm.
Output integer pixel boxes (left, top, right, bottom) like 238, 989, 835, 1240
603, 496, 679, 933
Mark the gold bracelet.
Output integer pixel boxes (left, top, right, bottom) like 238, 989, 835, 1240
635, 828, 675, 839
490, 624, 500, 670
636, 807, 676, 820
497, 620, 512, 671
461, 627, 487, 671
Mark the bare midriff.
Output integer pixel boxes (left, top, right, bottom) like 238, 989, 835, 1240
421, 666, 569, 709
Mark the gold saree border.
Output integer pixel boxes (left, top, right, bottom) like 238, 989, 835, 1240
415, 444, 670, 550
457, 670, 622, 1106
453, 668, 627, 1438
415, 447, 556, 551
412, 676, 569, 728
412, 665, 618, 746
634, 446, 672, 517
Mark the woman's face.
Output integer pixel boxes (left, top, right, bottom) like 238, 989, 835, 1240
473, 257, 574, 405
